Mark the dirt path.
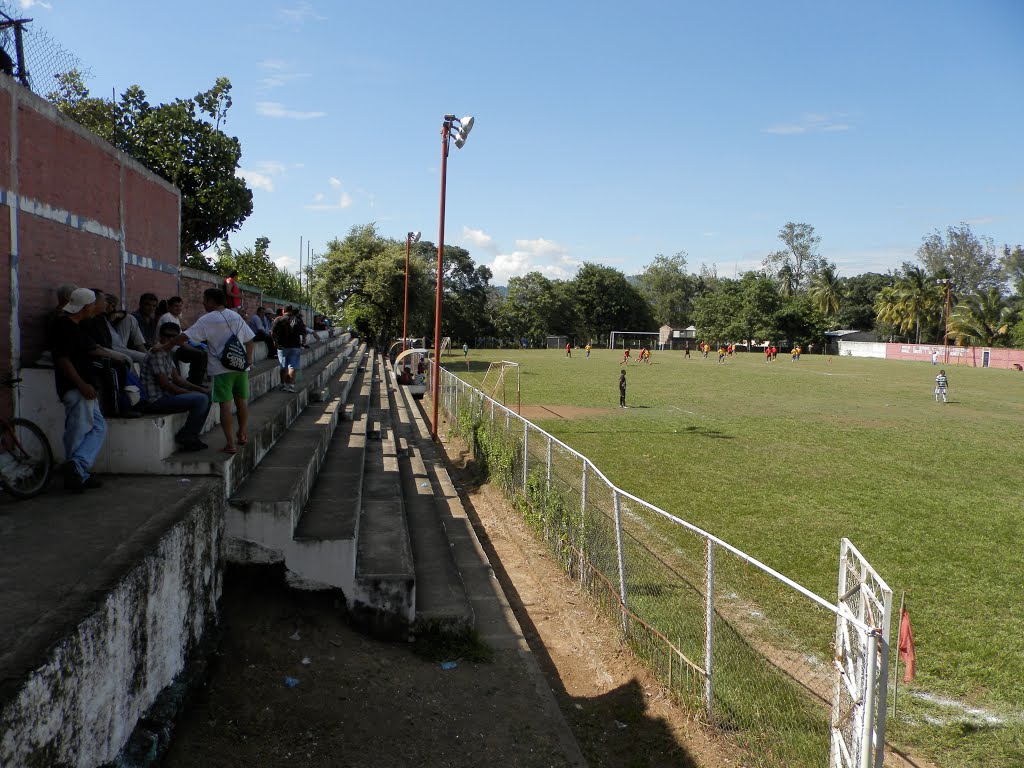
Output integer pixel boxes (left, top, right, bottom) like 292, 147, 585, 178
161, 429, 741, 768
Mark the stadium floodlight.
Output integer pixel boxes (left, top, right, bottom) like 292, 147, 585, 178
431, 113, 475, 441
402, 231, 422, 354
452, 115, 474, 148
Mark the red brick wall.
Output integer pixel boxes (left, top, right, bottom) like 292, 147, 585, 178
885, 343, 1024, 370
0, 80, 181, 418
18, 106, 121, 230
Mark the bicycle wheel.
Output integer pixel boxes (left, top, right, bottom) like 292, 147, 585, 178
0, 418, 54, 499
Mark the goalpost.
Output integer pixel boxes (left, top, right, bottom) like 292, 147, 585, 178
608, 331, 660, 350
480, 361, 521, 414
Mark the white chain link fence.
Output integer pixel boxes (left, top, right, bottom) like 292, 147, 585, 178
438, 368, 891, 768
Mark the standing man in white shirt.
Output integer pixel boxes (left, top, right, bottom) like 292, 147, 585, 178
165, 288, 254, 454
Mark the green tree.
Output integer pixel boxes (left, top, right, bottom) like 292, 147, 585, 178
948, 288, 1018, 347
1000, 244, 1024, 296
496, 272, 566, 347
762, 222, 829, 293
808, 265, 842, 321
571, 263, 654, 341
691, 279, 741, 343
836, 272, 893, 331
874, 266, 943, 343
916, 223, 1002, 297
635, 251, 694, 327
426, 242, 494, 345
48, 71, 253, 269
311, 224, 407, 343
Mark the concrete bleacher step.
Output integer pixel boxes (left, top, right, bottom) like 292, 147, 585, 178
223, 343, 369, 567
348, 353, 415, 638
166, 337, 356, 495
388, 364, 474, 637
276, 347, 373, 589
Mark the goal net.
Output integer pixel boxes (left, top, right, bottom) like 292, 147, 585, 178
608, 331, 660, 350
480, 360, 521, 414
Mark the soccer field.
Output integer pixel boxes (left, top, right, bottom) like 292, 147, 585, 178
451, 347, 1024, 767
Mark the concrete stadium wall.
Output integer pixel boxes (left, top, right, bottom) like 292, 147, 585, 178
0, 483, 223, 767
840, 340, 1024, 370
0, 76, 181, 418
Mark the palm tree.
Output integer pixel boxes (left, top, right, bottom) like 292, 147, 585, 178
896, 267, 942, 343
809, 266, 841, 321
948, 288, 1018, 347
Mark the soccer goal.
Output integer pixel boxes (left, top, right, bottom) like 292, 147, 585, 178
480, 360, 521, 414
608, 331, 660, 350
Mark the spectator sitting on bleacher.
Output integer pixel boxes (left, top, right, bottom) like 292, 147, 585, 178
140, 322, 212, 452
113, 305, 148, 357
160, 295, 208, 388
132, 293, 159, 348
102, 295, 147, 365
82, 289, 137, 417
248, 306, 275, 355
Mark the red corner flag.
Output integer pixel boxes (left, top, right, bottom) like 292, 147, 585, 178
898, 605, 916, 682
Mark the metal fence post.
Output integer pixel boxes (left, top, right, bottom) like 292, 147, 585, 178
613, 489, 629, 633
546, 436, 552, 497
580, 460, 588, 585
860, 630, 880, 768
704, 538, 715, 721
522, 421, 529, 492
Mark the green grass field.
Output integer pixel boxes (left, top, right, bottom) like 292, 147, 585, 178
449, 347, 1024, 768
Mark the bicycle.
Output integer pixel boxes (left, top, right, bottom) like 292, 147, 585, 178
0, 377, 54, 498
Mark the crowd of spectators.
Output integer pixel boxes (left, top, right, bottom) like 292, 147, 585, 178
41, 277, 320, 492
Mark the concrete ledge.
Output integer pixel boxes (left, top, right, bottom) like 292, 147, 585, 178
0, 477, 224, 767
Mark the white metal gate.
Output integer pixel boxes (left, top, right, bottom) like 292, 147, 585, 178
831, 538, 893, 768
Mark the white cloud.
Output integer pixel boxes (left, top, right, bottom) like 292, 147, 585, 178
256, 101, 326, 120
462, 226, 497, 253
238, 160, 286, 192
965, 215, 999, 225
762, 112, 852, 135
18, 0, 51, 9
239, 170, 273, 192
279, 2, 327, 24
484, 237, 582, 284
831, 246, 915, 275
328, 177, 342, 188
306, 192, 352, 211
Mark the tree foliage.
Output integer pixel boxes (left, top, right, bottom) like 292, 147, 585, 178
762, 222, 830, 293
915, 223, 1002, 297
573, 263, 654, 341
948, 288, 1019, 348
636, 252, 694, 327
1000, 244, 1024, 296
48, 71, 253, 269
214, 237, 303, 302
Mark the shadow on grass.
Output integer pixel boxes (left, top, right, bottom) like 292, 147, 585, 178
571, 424, 735, 439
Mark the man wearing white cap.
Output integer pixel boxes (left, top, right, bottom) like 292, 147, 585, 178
51, 287, 125, 491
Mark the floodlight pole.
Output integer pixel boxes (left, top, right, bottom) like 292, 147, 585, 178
937, 278, 952, 363
430, 114, 473, 441
431, 119, 453, 441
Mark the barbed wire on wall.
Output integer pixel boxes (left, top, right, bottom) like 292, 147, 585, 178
0, 2, 85, 95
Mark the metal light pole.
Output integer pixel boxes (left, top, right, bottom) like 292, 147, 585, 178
431, 114, 474, 441
937, 278, 952, 363
402, 231, 421, 354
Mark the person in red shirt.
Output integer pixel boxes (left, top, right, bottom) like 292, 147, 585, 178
565, 342, 572, 358
620, 347, 630, 365
223, 270, 242, 309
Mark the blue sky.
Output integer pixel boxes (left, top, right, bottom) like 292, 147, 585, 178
19, 0, 1024, 285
